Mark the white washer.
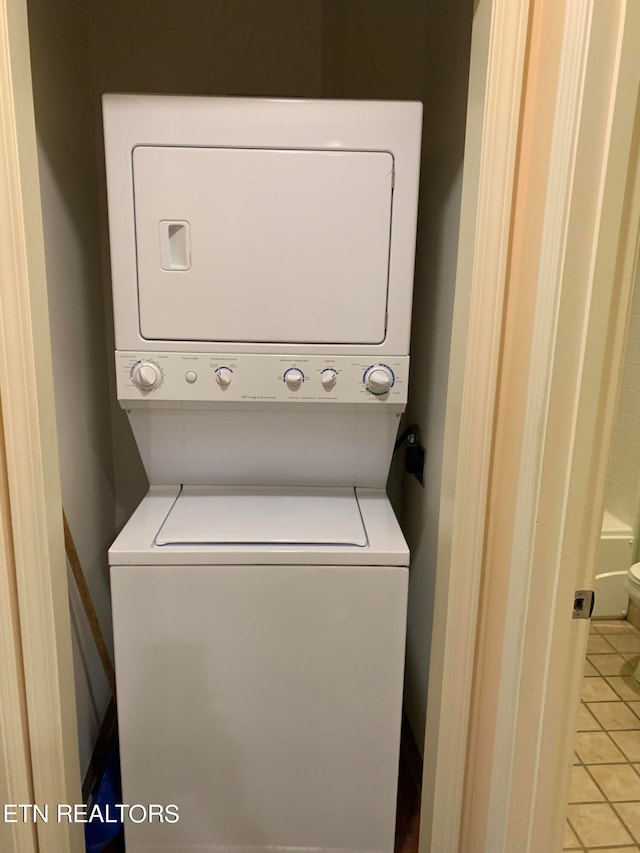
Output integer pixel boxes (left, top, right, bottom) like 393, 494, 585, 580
103, 96, 422, 853
110, 486, 408, 853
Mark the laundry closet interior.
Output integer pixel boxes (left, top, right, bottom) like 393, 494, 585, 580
24, 0, 473, 833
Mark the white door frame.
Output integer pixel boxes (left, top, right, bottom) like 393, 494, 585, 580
0, 0, 83, 850
506, 3, 640, 849
0, 412, 37, 853
419, 0, 531, 848
421, 0, 640, 851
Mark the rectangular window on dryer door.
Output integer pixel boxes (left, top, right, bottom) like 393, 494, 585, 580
132, 146, 394, 345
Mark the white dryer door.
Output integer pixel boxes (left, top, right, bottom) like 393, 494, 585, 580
155, 487, 367, 546
132, 146, 393, 344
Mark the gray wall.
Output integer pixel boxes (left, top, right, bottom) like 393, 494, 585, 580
402, 0, 473, 751
28, 0, 332, 774
84, 0, 433, 526
85, 0, 328, 526
27, 0, 116, 775
316, 2, 474, 753
27, 0, 473, 772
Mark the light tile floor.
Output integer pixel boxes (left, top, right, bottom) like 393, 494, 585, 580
565, 619, 640, 851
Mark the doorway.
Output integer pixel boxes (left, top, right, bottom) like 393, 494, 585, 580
19, 0, 474, 850
563, 263, 640, 848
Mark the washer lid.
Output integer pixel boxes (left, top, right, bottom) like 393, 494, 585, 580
155, 486, 368, 547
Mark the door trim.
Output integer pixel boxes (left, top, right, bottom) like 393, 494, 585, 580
0, 0, 83, 849
460, 1, 640, 851
0, 411, 37, 852
419, 0, 531, 850
518, 3, 640, 848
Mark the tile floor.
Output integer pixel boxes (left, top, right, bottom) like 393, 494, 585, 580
564, 618, 640, 851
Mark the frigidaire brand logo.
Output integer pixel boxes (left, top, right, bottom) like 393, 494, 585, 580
241, 394, 277, 400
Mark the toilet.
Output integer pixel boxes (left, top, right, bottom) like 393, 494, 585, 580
624, 563, 640, 680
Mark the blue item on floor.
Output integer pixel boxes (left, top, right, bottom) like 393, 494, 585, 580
85, 738, 122, 852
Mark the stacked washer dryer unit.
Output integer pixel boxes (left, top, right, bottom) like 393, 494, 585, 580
104, 95, 422, 853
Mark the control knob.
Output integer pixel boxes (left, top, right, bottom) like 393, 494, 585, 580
284, 368, 304, 391
321, 369, 338, 390
131, 360, 161, 391
215, 367, 233, 388
365, 365, 394, 395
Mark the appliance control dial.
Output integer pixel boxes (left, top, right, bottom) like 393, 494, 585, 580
215, 367, 233, 388
131, 360, 162, 391
321, 369, 338, 390
364, 364, 394, 395
284, 368, 304, 391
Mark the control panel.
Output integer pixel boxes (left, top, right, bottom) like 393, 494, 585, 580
116, 352, 409, 405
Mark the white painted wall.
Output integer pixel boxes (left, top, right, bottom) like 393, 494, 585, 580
27, 0, 115, 776
401, 0, 474, 752
605, 260, 640, 533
